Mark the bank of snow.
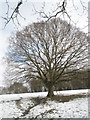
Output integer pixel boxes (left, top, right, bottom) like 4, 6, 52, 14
0, 89, 89, 118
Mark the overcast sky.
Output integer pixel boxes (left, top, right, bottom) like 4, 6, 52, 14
0, 0, 89, 86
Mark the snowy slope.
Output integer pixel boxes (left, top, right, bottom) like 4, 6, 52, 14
0, 89, 89, 118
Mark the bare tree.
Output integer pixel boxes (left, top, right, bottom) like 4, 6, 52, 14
6, 18, 87, 98
2, 0, 87, 28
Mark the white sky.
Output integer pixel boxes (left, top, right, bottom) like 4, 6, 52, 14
0, 0, 89, 86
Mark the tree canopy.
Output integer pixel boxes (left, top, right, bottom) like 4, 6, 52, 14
6, 18, 88, 97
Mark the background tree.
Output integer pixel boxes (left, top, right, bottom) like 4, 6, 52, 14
0, 82, 29, 94
54, 69, 88, 91
30, 79, 46, 92
6, 18, 87, 98
7, 82, 28, 94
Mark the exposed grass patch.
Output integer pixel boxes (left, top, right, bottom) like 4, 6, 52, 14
31, 97, 47, 104
31, 94, 87, 103
51, 94, 87, 102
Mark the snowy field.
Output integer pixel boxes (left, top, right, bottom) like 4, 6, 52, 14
0, 89, 89, 118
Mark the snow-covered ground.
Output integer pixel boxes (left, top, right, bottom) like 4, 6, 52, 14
0, 89, 89, 118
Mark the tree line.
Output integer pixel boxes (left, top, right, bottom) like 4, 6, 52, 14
1, 69, 88, 94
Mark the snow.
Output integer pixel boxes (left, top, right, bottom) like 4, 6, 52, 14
0, 89, 88, 102
26, 98, 88, 118
0, 89, 89, 118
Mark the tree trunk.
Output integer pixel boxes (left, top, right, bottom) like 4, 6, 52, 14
47, 85, 54, 98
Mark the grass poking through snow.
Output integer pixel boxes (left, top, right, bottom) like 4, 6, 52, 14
30, 93, 87, 104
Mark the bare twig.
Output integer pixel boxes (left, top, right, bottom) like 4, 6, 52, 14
2, 0, 25, 28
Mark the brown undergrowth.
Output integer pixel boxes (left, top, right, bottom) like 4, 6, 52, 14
31, 93, 88, 104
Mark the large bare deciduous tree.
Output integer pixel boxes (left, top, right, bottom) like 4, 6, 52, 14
7, 18, 87, 97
